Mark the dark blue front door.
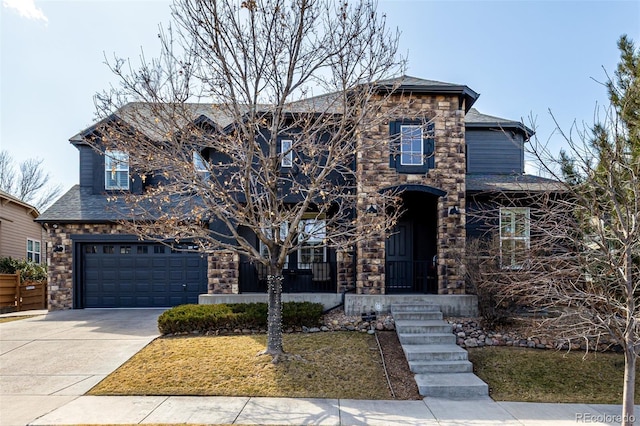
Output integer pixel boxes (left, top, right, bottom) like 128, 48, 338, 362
386, 221, 414, 293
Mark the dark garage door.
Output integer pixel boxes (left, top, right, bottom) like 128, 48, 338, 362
82, 243, 207, 308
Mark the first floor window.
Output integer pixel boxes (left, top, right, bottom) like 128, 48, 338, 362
499, 207, 530, 269
105, 150, 129, 190
298, 219, 326, 268
27, 239, 41, 263
260, 222, 289, 268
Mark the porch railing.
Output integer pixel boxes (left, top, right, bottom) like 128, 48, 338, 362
239, 262, 337, 293
385, 260, 437, 294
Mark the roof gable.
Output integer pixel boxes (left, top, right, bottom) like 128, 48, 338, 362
465, 108, 534, 137
0, 189, 40, 218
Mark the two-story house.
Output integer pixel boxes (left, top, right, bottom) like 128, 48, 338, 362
37, 76, 558, 314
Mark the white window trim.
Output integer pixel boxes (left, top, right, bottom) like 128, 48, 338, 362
400, 125, 423, 166
105, 150, 130, 190
499, 207, 530, 269
27, 238, 41, 264
281, 139, 293, 167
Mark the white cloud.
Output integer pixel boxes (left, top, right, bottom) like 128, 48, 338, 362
3, 0, 48, 23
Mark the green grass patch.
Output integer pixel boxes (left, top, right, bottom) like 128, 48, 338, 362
468, 346, 637, 404
89, 332, 391, 400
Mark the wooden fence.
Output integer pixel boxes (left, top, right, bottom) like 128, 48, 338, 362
0, 273, 47, 312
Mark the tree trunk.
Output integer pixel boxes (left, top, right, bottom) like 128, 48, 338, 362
622, 341, 636, 425
264, 269, 285, 361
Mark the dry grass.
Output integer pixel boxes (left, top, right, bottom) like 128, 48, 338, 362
89, 332, 392, 399
468, 346, 638, 404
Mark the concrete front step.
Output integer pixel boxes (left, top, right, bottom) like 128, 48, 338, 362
408, 359, 473, 374
390, 303, 441, 313
395, 320, 453, 334
402, 344, 469, 362
393, 311, 443, 321
398, 332, 455, 345
415, 373, 489, 399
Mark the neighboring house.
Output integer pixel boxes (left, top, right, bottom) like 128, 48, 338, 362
38, 75, 558, 312
0, 190, 42, 263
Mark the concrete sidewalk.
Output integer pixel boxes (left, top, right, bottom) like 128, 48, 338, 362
0, 309, 633, 425
28, 394, 632, 425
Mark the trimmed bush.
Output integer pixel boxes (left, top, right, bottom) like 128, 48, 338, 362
158, 302, 324, 335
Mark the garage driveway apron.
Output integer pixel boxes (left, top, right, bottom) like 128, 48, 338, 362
0, 308, 164, 426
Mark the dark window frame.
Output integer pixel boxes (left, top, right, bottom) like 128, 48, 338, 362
389, 120, 435, 173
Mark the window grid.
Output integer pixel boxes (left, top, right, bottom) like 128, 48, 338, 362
499, 207, 530, 269
400, 125, 423, 166
298, 219, 326, 268
105, 150, 129, 190
27, 239, 41, 263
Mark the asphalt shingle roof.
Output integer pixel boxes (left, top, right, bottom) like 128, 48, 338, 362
35, 185, 130, 222
465, 108, 533, 136
466, 174, 564, 192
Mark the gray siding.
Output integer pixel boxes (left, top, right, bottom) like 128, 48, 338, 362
78, 146, 97, 189
466, 129, 524, 174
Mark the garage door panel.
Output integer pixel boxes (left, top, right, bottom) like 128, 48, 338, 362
118, 258, 135, 268
100, 258, 118, 268
82, 243, 207, 308
135, 258, 152, 268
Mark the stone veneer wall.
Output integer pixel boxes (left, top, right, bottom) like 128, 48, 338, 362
336, 248, 355, 293
207, 251, 239, 294
355, 93, 467, 294
45, 223, 129, 310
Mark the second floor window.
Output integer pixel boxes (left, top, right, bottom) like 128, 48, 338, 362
500, 207, 530, 269
105, 150, 129, 190
389, 121, 435, 173
401, 125, 423, 166
281, 139, 293, 167
193, 151, 210, 179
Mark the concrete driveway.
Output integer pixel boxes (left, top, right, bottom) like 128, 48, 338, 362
0, 308, 164, 426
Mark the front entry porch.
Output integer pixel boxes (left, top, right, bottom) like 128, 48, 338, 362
238, 261, 337, 293
385, 189, 440, 294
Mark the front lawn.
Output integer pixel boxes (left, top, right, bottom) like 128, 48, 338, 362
89, 332, 395, 400
468, 346, 638, 404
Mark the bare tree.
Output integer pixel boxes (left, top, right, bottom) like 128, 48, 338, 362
0, 150, 62, 211
92, 0, 409, 360
468, 35, 639, 425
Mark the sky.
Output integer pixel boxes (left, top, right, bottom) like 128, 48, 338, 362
1, 0, 639, 199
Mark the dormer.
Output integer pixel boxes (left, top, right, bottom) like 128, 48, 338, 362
465, 108, 534, 175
